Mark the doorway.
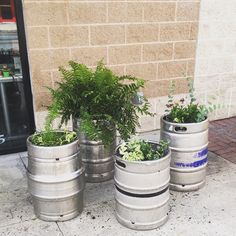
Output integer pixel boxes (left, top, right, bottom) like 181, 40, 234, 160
0, 0, 35, 154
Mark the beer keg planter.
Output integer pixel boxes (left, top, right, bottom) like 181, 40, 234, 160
160, 115, 209, 192
27, 132, 85, 221
46, 61, 152, 184
73, 118, 116, 183
114, 140, 170, 230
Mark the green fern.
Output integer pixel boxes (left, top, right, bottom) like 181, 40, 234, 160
47, 61, 152, 145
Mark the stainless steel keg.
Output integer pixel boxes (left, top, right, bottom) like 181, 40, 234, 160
27, 136, 85, 221
73, 118, 116, 183
160, 116, 209, 191
114, 141, 170, 230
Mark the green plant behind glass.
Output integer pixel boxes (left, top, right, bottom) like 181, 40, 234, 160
47, 61, 152, 145
165, 78, 220, 123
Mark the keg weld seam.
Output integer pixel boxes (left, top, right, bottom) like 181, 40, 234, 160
115, 185, 169, 198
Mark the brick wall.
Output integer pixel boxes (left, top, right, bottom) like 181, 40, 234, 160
194, 0, 236, 120
22, 0, 200, 131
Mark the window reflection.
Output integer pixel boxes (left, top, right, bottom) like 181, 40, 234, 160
0, 1, 31, 153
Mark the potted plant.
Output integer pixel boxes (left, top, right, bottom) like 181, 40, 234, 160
2, 65, 10, 77
48, 61, 152, 182
114, 139, 170, 230
27, 112, 85, 221
160, 78, 217, 192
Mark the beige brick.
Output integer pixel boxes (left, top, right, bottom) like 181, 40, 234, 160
51, 70, 64, 86
143, 43, 173, 62
68, 3, 106, 24
160, 23, 190, 41
142, 80, 171, 97
126, 63, 157, 80
31, 69, 52, 93
34, 91, 52, 112
108, 2, 142, 23
176, 2, 200, 21
187, 60, 195, 77
27, 27, 49, 49
71, 47, 107, 66
91, 25, 125, 46
137, 116, 156, 132
174, 41, 196, 59
144, 3, 176, 22
107, 65, 125, 76
109, 45, 141, 65
175, 78, 189, 94
49, 26, 89, 47
158, 61, 187, 79
24, 2, 67, 26
49, 49, 70, 69
126, 24, 159, 43
190, 22, 199, 40
35, 111, 48, 130
142, 78, 189, 98
29, 50, 51, 71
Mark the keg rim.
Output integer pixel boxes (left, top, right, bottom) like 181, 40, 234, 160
115, 140, 171, 165
161, 115, 208, 126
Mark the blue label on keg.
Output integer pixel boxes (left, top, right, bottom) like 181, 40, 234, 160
194, 148, 208, 158
175, 157, 208, 168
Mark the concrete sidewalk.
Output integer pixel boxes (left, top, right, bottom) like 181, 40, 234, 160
0, 148, 235, 236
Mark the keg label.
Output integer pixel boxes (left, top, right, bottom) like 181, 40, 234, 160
175, 157, 208, 168
194, 148, 208, 158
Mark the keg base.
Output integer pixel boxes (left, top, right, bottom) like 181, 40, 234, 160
170, 180, 206, 192
36, 209, 82, 222
115, 213, 169, 231
85, 171, 114, 183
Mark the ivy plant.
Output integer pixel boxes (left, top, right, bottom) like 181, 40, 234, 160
118, 139, 169, 162
165, 78, 220, 123
47, 61, 152, 145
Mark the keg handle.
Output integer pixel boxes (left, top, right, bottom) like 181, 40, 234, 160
169, 125, 187, 133
116, 160, 126, 168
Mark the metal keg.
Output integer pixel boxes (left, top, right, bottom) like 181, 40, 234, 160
73, 118, 116, 183
27, 136, 85, 221
114, 141, 170, 230
160, 116, 209, 192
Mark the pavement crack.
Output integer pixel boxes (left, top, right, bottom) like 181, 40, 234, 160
9, 209, 13, 219
19, 155, 28, 171
0, 218, 36, 229
56, 222, 65, 236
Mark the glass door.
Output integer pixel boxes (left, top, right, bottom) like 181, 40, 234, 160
0, 0, 35, 154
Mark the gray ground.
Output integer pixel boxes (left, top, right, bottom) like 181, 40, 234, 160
0, 133, 235, 236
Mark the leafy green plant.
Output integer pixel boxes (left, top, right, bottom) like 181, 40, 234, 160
47, 61, 152, 145
165, 78, 220, 123
30, 104, 77, 147
118, 139, 169, 162
30, 129, 77, 146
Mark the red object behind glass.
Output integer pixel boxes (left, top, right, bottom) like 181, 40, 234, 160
0, 0, 16, 23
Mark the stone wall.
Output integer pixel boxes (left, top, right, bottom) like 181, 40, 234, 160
194, 0, 236, 120
22, 0, 200, 130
